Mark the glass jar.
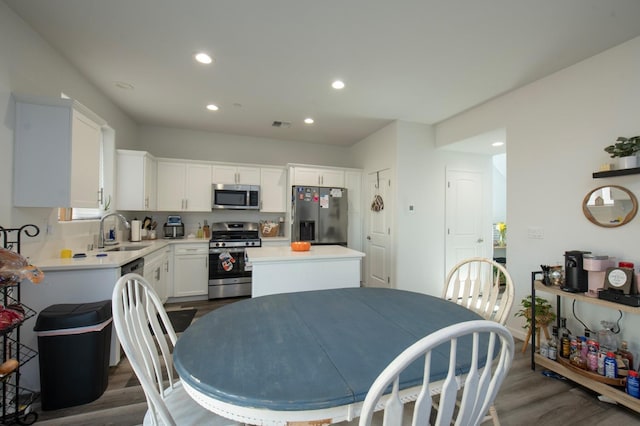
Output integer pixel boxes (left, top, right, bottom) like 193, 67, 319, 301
598, 321, 618, 352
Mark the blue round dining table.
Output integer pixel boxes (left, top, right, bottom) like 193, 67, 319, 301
174, 287, 487, 425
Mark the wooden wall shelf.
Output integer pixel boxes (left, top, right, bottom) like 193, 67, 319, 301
593, 167, 640, 178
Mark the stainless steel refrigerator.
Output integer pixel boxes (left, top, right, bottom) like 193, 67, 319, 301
291, 186, 348, 245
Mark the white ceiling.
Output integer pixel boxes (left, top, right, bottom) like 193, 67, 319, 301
5, 0, 640, 147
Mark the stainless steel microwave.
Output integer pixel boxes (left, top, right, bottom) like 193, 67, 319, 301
212, 184, 260, 210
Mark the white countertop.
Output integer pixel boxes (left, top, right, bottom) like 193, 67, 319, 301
246, 245, 365, 263
34, 238, 209, 271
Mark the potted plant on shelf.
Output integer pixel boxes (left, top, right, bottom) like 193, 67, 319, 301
515, 295, 556, 352
604, 136, 640, 169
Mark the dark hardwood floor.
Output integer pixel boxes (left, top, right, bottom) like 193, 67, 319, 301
30, 297, 640, 426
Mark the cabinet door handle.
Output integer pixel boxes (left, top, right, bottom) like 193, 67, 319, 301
98, 187, 104, 204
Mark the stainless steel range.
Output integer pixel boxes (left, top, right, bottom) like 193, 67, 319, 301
208, 222, 261, 299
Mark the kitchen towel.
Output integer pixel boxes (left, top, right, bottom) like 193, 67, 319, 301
131, 220, 141, 242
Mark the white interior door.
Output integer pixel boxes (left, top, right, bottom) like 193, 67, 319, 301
445, 169, 489, 275
365, 169, 392, 288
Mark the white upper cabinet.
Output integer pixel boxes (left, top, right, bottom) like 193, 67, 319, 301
212, 165, 260, 185
14, 96, 105, 208
157, 160, 212, 211
260, 167, 287, 212
291, 166, 345, 187
116, 150, 156, 211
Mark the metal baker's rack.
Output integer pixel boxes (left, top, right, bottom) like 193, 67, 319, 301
0, 225, 40, 425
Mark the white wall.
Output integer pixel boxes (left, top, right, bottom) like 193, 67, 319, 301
395, 122, 436, 294
436, 36, 640, 348
493, 153, 507, 223
136, 126, 354, 167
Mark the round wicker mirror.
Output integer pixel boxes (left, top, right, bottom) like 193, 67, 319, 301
582, 185, 638, 227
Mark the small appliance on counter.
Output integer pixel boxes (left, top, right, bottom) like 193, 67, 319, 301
562, 250, 591, 292
163, 215, 185, 239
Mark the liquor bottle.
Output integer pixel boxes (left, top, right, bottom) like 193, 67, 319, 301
548, 326, 558, 361
559, 318, 572, 358
617, 340, 635, 371
203, 220, 210, 239
586, 340, 599, 372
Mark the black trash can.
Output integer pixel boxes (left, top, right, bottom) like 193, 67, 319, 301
34, 300, 112, 410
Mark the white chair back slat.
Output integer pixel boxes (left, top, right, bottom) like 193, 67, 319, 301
456, 332, 481, 426
434, 337, 459, 425
383, 379, 403, 426
412, 362, 433, 426
468, 332, 496, 422
359, 320, 514, 426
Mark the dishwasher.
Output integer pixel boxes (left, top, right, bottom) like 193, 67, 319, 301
121, 257, 144, 276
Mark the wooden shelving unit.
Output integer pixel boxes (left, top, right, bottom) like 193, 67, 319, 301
592, 167, 640, 178
531, 277, 640, 413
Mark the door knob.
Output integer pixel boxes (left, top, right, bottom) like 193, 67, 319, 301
477, 238, 484, 243
366, 236, 371, 240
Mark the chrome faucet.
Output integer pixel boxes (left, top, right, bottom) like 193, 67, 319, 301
98, 213, 131, 249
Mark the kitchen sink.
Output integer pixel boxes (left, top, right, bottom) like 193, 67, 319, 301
103, 245, 151, 252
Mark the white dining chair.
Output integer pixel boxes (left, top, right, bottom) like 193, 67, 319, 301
112, 273, 240, 426
442, 257, 515, 425
443, 257, 515, 329
358, 320, 514, 426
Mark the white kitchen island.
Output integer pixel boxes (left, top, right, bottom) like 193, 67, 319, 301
246, 245, 365, 297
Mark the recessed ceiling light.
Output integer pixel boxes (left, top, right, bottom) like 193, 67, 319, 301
492, 141, 504, 147
304, 118, 314, 124
331, 80, 345, 90
114, 81, 134, 90
206, 104, 219, 111
195, 52, 213, 64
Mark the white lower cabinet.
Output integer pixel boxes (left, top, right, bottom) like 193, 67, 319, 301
172, 243, 209, 297
144, 247, 170, 303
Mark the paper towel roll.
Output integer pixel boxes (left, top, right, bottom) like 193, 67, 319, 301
131, 220, 142, 242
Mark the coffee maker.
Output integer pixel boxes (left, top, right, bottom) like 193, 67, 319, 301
562, 250, 591, 292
